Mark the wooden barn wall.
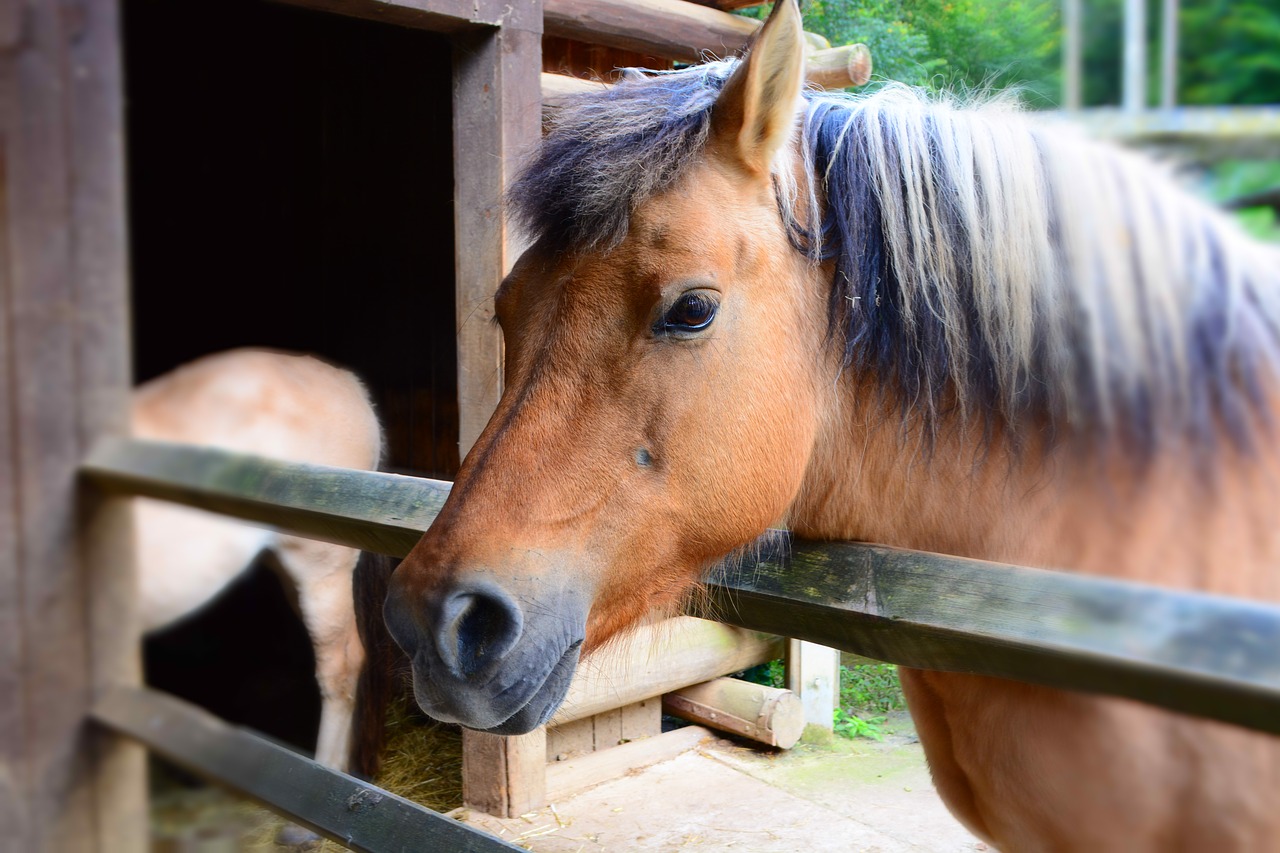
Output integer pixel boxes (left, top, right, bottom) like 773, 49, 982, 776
542, 36, 672, 81
122, 0, 457, 754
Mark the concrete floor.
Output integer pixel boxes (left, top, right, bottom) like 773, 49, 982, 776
454, 717, 986, 853
149, 712, 985, 852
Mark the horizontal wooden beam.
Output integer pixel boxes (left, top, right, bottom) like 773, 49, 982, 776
81, 439, 1280, 734
269, 0, 542, 33
93, 686, 521, 852
543, 0, 757, 62
540, 42, 872, 108
550, 616, 784, 725
81, 438, 445, 557
1059, 106, 1280, 160
694, 541, 1280, 736
681, 0, 768, 11
544, 725, 713, 803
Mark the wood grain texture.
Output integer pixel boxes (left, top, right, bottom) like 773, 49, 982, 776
453, 11, 543, 456
697, 541, 1280, 735
462, 728, 547, 817
544, 0, 758, 62
0, 0, 141, 846
663, 677, 804, 748
544, 725, 713, 803
270, 0, 541, 32
82, 438, 450, 558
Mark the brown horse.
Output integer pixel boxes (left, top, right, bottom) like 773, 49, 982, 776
383, 2, 1280, 848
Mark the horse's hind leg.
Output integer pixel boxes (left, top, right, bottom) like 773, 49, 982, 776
272, 535, 366, 771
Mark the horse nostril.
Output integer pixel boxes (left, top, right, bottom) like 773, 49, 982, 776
438, 583, 524, 679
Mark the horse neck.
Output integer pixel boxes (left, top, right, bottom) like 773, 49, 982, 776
788, 380, 1280, 601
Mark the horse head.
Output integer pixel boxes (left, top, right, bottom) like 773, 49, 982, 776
382, 0, 826, 734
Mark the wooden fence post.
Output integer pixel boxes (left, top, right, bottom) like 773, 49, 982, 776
787, 640, 839, 734
0, 0, 145, 848
452, 1, 544, 457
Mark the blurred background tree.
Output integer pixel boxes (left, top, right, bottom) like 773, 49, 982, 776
739, 0, 1280, 109
736, 1, 1279, 240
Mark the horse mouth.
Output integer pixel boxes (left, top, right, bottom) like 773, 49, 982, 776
409, 638, 583, 735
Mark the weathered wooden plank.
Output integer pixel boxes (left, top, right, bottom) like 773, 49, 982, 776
67, 0, 148, 848
268, 0, 532, 32
662, 677, 804, 748
462, 728, 547, 818
0, 0, 140, 846
82, 438, 449, 557
0, 90, 25, 841
696, 541, 1280, 735
539, 42, 871, 110
544, 0, 758, 63
543, 725, 713, 804
549, 616, 784, 726
453, 9, 543, 457
93, 686, 522, 852
683, 0, 768, 10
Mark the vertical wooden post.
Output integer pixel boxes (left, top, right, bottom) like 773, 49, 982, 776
1159, 0, 1179, 109
453, 1, 547, 819
1061, 0, 1082, 110
1122, 0, 1147, 112
786, 640, 839, 733
462, 729, 548, 817
0, 0, 145, 849
452, 2, 544, 458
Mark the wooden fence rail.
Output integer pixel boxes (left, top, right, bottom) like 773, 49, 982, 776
93, 686, 522, 853
82, 437, 1280, 737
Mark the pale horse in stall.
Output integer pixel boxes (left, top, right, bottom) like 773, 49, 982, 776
131, 347, 385, 773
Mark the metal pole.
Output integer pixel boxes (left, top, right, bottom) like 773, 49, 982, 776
1063, 0, 1082, 109
1160, 0, 1179, 108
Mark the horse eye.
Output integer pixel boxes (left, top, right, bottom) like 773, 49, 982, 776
662, 292, 718, 333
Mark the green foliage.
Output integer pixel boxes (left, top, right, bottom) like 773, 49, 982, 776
1178, 1, 1280, 106
738, 0, 1059, 102
736, 659, 787, 689
900, 0, 1061, 104
834, 662, 905, 741
1200, 160, 1280, 243
1079, 0, 1279, 107
839, 662, 906, 714
833, 707, 887, 741
740, 659, 906, 741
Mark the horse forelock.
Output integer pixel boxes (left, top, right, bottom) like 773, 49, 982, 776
512, 62, 1280, 461
508, 62, 735, 252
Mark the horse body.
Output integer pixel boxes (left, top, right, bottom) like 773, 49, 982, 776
383, 2, 1280, 847
133, 348, 384, 770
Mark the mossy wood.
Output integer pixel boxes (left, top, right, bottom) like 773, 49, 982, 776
83, 439, 1280, 735
697, 543, 1280, 736
543, 0, 757, 63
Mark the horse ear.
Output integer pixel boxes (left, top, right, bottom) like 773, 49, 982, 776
711, 0, 806, 176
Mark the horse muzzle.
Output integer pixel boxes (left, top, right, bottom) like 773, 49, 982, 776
382, 570, 588, 734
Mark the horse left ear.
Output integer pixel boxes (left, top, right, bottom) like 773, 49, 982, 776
711, 0, 806, 177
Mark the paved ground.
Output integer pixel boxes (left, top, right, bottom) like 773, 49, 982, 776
150, 712, 985, 852
455, 715, 986, 853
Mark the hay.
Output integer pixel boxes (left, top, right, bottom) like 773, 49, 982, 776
152, 694, 466, 851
